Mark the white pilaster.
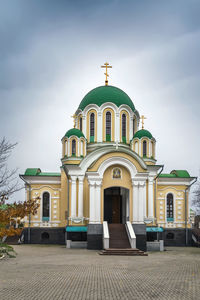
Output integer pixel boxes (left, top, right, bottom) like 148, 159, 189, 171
95, 181, 102, 223
77, 140, 80, 157
138, 182, 145, 222
148, 177, 154, 218
139, 140, 141, 156
97, 112, 102, 142
78, 176, 84, 218
149, 141, 151, 157
143, 181, 147, 218
89, 182, 96, 223
71, 176, 77, 218
130, 116, 133, 140
132, 181, 139, 223
115, 112, 120, 142
65, 141, 68, 156
82, 115, 86, 137
68, 139, 70, 157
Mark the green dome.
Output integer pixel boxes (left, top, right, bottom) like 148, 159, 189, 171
133, 129, 153, 140
65, 128, 85, 138
78, 85, 135, 111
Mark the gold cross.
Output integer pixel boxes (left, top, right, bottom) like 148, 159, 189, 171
71, 114, 76, 128
101, 62, 112, 86
140, 115, 147, 129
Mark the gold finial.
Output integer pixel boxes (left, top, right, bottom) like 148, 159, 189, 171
140, 115, 147, 129
101, 62, 112, 86
71, 114, 76, 128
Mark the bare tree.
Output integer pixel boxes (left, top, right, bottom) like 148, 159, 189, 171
0, 137, 21, 204
192, 179, 200, 214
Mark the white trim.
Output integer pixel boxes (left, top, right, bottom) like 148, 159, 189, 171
98, 156, 137, 179
165, 192, 175, 223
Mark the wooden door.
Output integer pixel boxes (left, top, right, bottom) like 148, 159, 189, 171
112, 196, 120, 223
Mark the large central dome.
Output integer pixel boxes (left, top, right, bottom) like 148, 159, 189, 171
78, 85, 135, 111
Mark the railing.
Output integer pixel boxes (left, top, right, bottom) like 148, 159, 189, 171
125, 221, 136, 249
103, 221, 109, 249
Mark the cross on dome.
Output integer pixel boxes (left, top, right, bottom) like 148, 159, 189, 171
140, 115, 147, 129
101, 62, 112, 86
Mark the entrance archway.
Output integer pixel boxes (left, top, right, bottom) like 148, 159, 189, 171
104, 187, 129, 224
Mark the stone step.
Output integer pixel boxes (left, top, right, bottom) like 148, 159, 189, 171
99, 248, 148, 256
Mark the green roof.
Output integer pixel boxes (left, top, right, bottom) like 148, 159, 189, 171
65, 128, 85, 138
78, 85, 135, 111
24, 168, 60, 177
133, 129, 153, 140
24, 168, 41, 176
171, 170, 190, 178
159, 170, 190, 178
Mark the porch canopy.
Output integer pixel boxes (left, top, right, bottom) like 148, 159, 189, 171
146, 227, 164, 232
66, 226, 87, 232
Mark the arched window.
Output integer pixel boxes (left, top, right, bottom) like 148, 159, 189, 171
79, 117, 82, 132
90, 113, 95, 142
42, 192, 50, 221
72, 139, 76, 156
122, 113, 126, 143
143, 140, 147, 156
167, 193, 174, 221
106, 111, 111, 141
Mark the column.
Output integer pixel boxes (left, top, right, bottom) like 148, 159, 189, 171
143, 181, 147, 218
148, 177, 154, 218
97, 112, 102, 142
138, 182, 145, 223
89, 181, 96, 223
132, 181, 139, 223
95, 181, 102, 223
78, 176, 84, 218
71, 176, 77, 218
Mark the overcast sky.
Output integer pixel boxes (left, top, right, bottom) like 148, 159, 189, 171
0, 0, 200, 203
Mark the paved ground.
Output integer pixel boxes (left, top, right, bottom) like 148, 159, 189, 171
0, 245, 200, 300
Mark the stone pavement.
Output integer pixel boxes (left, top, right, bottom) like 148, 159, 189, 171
0, 245, 199, 300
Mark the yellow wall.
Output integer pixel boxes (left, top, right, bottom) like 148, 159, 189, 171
101, 164, 133, 222
25, 182, 62, 227
156, 184, 190, 228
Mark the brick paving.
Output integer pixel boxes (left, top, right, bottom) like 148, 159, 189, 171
0, 245, 200, 300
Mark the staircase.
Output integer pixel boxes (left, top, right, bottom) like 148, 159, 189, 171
99, 224, 148, 256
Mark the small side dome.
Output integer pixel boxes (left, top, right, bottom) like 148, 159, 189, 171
133, 129, 153, 140
65, 128, 85, 139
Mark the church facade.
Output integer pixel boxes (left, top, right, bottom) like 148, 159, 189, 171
20, 65, 196, 250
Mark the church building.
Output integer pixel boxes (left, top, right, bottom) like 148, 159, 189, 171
20, 63, 196, 251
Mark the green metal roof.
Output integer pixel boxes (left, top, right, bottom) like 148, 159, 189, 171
24, 168, 60, 177
78, 85, 135, 111
159, 170, 190, 178
65, 128, 85, 138
171, 170, 190, 178
133, 129, 153, 140
24, 168, 41, 176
